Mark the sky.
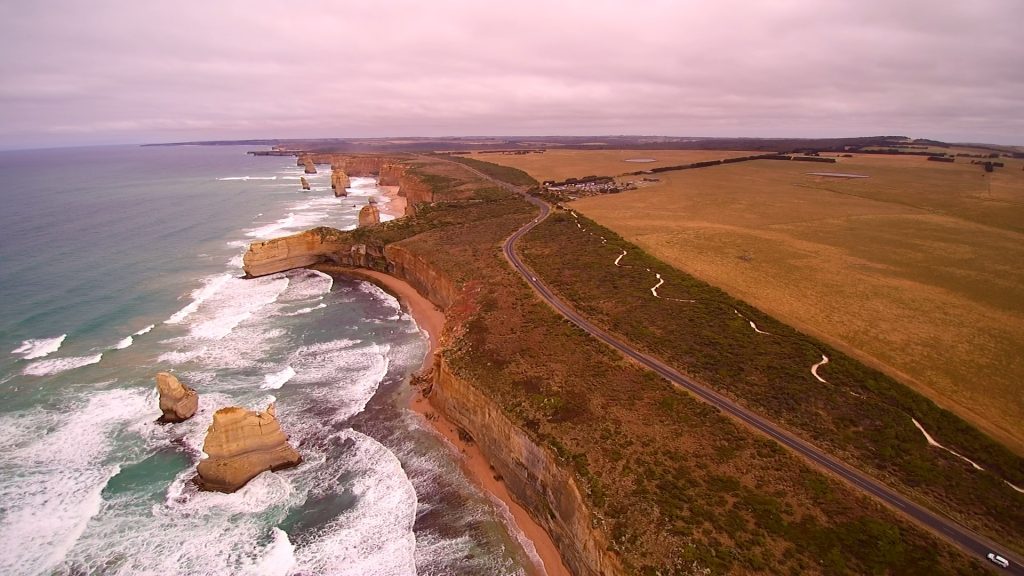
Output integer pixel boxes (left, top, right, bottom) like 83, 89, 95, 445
1, 0, 1022, 149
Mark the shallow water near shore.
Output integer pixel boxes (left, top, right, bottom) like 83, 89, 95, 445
0, 145, 534, 575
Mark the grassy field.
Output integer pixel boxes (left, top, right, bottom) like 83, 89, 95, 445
317, 156, 984, 574
454, 149, 763, 182
559, 154, 1024, 455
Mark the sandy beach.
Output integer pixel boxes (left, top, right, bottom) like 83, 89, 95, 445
377, 185, 407, 219
312, 264, 570, 576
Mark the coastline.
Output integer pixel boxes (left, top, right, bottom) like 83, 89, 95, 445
377, 184, 407, 219
312, 263, 570, 576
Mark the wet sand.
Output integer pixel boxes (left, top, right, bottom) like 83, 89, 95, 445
313, 264, 570, 576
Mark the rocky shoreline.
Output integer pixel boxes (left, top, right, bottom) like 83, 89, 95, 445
245, 232, 616, 575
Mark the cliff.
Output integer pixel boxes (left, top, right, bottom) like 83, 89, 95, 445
344, 156, 386, 176
240, 231, 617, 574
358, 201, 380, 227
397, 171, 433, 218
156, 372, 198, 423
243, 228, 351, 278
331, 170, 350, 197
300, 176, 310, 191
196, 403, 301, 493
379, 162, 404, 186
429, 358, 619, 575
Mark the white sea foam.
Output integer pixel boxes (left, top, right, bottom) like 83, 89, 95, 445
134, 324, 155, 336
218, 176, 278, 181
289, 302, 327, 316
277, 269, 333, 302
357, 280, 402, 319
262, 366, 296, 390
0, 388, 152, 575
245, 202, 335, 239
249, 528, 297, 576
181, 274, 290, 341
23, 353, 102, 376
114, 336, 134, 349
11, 334, 67, 359
277, 338, 392, 423
290, 429, 418, 576
166, 273, 234, 325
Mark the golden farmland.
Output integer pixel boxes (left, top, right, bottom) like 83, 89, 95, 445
502, 151, 1024, 453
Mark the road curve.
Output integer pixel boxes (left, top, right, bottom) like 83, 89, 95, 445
439, 156, 1021, 573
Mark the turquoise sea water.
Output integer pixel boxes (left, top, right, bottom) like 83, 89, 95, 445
0, 145, 535, 575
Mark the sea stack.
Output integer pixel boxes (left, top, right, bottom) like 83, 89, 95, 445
331, 170, 350, 197
196, 403, 301, 493
300, 176, 310, 190
358, 198, 381, 227
156, 372, 198, 423
303, 159, 317, 174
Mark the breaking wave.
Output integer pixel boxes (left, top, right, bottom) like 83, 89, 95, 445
11, 334, 67, 360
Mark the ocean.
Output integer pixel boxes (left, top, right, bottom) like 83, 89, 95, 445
0, 145, 536, 575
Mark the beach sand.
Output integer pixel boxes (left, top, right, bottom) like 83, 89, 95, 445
312, 264, 570, 576
377, 185, 407, 219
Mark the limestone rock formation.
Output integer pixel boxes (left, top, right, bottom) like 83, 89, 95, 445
343, 155, 389, 176
156, 372, 198, 423
331, 170, 350, 197
379, 162, 404, 186
243, 228, 343, 277
303, 159, 317, 174
300, 176, 310, 190
358, 200, 381, 227
196, 403, 301, 493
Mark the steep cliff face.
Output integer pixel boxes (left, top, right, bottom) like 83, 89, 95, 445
345, 156, 386, 176
397, 172, 433, 218
240, 231, 617, 573
429, 359, 620, 576
156, 372, 198, 423
358, 202, 380, 227
243, 228, 349, 278
196, 403, 301, 493
379, 162, 404, 186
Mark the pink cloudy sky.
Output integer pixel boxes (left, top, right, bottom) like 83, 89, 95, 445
0, 0, 1021, 149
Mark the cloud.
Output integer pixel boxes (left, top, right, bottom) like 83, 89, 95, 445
0, 0, 1022, 148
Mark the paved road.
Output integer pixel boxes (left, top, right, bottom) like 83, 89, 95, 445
444, 157, 1021, 573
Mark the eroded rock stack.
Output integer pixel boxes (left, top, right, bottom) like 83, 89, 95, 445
300, 176, 310, 190
156, 372, 198, 423
196, 403, 301, 492
331, 169, 350, 197
358, 199, 381, 227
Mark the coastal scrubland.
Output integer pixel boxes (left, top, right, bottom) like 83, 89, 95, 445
453, 149, 763, 182
310, 155, 988, 573
558, 154, 1024, 454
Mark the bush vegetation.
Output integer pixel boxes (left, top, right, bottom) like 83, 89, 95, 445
519, 209, 1024, 556
319, 155, 987, 574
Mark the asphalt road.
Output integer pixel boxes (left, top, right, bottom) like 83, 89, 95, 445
443, 158, 1021, 573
